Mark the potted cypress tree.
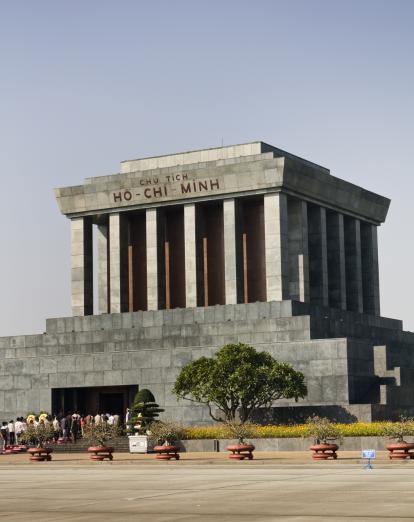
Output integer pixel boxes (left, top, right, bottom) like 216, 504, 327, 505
225, 422, 257, 460
305, 417, 342, 460
127, 389, 164, 453
383, 417, 414, 459
149, 421, 184, 460
83, 422, 120, 461
20, 423, 55, 462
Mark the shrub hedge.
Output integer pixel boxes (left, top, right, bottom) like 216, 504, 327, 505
182, 422, 396, 440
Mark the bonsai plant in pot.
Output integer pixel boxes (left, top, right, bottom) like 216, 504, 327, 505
127, 389, 164, 454
19, 423, 55, 462
149, 421, 185, 460
225, 422, 257, 460
383, 417, 414, 459
83, 422, 120, 461
305, 417, 342, 460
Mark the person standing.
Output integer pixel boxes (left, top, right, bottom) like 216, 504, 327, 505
80, 416, 86, 437
7, 420, 15, 446
52, 416, 60, 441
1, 422, 9, 449
14, 418, 24, 443
71, 413, 80, 443
61, 416, 69, 441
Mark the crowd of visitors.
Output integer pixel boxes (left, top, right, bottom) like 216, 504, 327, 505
0, 412, 122, 451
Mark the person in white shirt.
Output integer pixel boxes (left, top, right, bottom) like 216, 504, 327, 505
107, 414, 115, 426
113, 414, 120, 426
52, 417, 60, 442
14, 418, 24, 443
1, 422, 9, 449
7, 421, 15, 445
94, 414, 101, 425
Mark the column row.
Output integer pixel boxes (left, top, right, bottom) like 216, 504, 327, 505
70, 194, 381, 316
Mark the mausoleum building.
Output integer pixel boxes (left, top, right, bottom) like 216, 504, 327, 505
1, 142, 414, 422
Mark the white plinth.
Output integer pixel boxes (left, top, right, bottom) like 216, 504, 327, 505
128, 435, 151, 453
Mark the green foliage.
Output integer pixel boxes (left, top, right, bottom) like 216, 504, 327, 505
19, 424, 55, 448
148, 421, 185, 445
128, 388, 164, 434
382, 417, 414, 442
173, 343, 307, 423
304, 417, 342, 444
82, 422, 121, 446
135, 389, 156, 403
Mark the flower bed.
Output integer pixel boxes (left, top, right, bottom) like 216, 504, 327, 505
183, 422, 396, 440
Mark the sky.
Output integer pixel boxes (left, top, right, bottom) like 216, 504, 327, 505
0, 0, 413, 336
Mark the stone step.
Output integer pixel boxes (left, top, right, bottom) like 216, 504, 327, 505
49, 437, 130, 453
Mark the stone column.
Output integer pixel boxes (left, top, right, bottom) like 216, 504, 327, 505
184, 204, 197, 308
288, 198, 310, 302
361, 223, 381, 315
308, 206, 329, 307
223, 198, 237, 304
327, 211, 347, 310
70, 216, 93, 316
264, 192, 290, 301
146, 208, 159, 310
338, 214, 347, 311
344, 217, 364, 313
109, 213, 128, 313
319, 208, 329, 306
97, 223, 109, 314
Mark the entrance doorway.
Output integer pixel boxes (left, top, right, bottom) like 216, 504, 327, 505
99, 391, 125, 414
51, 385, 137, 423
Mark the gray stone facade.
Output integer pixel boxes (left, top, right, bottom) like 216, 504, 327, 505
0, 301, 413, 422
1, 142, 412, 423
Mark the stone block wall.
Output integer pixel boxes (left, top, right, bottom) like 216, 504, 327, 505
0, 301, 413, 423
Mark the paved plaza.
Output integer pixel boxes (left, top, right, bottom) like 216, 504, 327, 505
0, 453, 413, 521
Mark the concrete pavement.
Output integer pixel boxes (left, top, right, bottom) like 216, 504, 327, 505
0, 452, 414, 521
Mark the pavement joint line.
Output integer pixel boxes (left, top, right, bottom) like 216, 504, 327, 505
0, 510, 412, 520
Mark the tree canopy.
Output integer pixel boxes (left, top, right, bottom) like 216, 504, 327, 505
173, 343, 307, 423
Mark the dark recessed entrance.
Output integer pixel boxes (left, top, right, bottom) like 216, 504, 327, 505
52, 385, 137, 421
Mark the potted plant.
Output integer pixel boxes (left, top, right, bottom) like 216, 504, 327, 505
305, 417, 342, 460
225, 422, 257, 460
149, 421, 184, 460
383, 417, 414, 459
127, 389, 164, 454
83, 422, 120, 461
19, 423, 55, 462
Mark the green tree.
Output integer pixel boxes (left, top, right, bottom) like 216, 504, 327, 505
173, 343, 307, 423
128, 389, 164, 434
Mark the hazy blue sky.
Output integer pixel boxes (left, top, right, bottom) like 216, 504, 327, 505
0, 0, 413, 336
